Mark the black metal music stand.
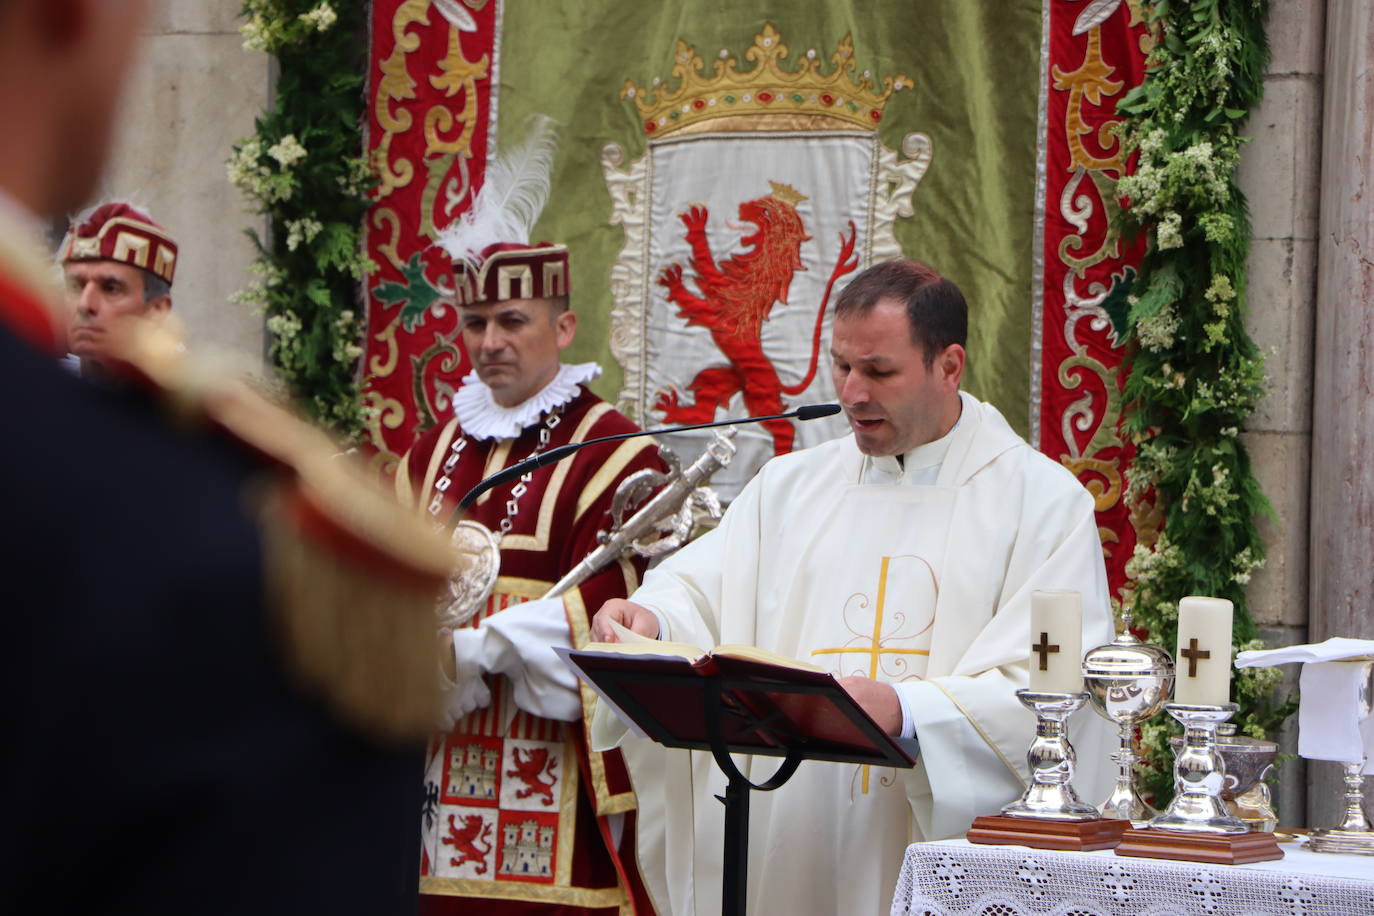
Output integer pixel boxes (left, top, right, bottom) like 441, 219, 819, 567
564, 652, 919, 916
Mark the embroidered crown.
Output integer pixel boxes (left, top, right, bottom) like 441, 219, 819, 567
767, 181, 808, 207
623, 24, 911, 138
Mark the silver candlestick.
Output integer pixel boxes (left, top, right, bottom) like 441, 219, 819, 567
1170, 725, 1279, 831
1309, 659, 1374, 855
1001, 690, 1100, 821
1149, 703, 1248, 834
1083, 614, 1174, 824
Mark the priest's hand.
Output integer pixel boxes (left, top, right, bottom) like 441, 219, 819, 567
838, 676, 902, 736
592, 599, 660, 642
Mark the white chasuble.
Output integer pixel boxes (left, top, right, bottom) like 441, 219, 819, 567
602, 393, 1115, 916
783, 480, 951, 699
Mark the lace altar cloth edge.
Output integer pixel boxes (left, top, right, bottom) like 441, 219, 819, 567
891, 838, 1374, 916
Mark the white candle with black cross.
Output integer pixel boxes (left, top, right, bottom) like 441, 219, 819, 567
1174, 596, 1234, 705
1029, 589, 1083, 694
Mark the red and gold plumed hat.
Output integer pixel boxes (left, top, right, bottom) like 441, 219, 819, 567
436, 116, 569, 307
450, 241, 569, 308
60, 201, 178, 286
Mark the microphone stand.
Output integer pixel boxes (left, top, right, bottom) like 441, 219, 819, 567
449, 403, 841, 524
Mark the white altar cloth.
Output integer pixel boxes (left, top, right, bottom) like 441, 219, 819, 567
891, 838, 1374, 916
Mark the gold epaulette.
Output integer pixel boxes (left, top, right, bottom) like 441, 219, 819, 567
109, 318, 456, 743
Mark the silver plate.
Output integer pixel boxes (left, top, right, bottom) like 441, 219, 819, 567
439, 520, 501, 629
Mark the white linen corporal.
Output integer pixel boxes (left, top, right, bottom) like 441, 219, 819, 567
1235, 637, 1374, 668
1298, 662, 1374, 773
1235, 637, 1374, 773
593, 392, 1114, 916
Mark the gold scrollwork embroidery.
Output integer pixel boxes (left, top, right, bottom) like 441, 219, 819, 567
1058, 169, 1123, 276
369, 314, 404, 378
374, 0, 433, 199
1063, 456, 1124, 515
425, 25, 490, 156
1058, 352, 1122, 459
410, 329, 464, 433
363, 390, 406, 476
371, 207, 406, 273
1052, 27, 1125, 175
419, 153, 458, 241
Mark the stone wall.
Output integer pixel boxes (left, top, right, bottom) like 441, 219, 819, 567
1308, 0, 1374, 830
1238, 0, 1326, 829
95, 0, 268, 365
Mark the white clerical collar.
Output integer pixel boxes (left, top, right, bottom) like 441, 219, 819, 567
866, 396, 965, 483
453, 361, 601, 441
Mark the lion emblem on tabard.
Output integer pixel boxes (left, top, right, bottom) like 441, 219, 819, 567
505, 746, 557, 806
443, 813, 493, 872
656, 180, 858, 455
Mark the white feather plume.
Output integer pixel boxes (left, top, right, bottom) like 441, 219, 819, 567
433, 0, 477, 32
436, 115, 559, 265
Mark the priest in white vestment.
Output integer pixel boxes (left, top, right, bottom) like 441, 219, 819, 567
591, 259, 1114, 915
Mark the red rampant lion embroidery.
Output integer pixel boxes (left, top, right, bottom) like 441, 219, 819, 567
656, 181, 859, 455
506, 747, 557, 806
443, 813, 493, 873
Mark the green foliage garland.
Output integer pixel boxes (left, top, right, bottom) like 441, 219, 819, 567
229, 1, 373, 438
1112, 0, 1292, 800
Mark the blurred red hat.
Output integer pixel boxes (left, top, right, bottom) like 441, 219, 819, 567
61, 201, 178, 286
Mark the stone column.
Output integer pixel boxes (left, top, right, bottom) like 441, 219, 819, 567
95, 0, 269, 364
1238, 0, 1325, 828
1309, 0, 1374, 828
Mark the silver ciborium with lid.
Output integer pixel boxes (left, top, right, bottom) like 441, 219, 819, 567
1082, 611, 1175, 823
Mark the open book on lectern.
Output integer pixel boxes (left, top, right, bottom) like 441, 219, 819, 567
557, 621, 918, 768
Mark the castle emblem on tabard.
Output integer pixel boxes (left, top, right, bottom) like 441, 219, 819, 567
604, 24, 932, 498
422, 734, 570, 886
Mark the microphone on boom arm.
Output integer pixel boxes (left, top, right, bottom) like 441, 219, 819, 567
450, 403, 842, 522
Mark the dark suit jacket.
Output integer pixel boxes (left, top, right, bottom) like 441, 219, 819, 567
0, 322, 423, 914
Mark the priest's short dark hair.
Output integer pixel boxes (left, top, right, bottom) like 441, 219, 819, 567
834, 258, 968, 367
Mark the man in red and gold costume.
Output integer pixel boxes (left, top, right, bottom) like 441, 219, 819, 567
400, 230, 665, 914
59, 200, 177, 377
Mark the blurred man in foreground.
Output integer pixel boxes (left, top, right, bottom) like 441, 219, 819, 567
0, 1, 453, 911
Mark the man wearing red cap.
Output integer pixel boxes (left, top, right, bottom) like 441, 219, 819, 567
60, 200, 177, 376
398, 124, 666, 914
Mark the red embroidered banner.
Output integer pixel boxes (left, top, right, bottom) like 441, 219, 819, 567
1036, 0, 1151, 602
362, 1, 499, 470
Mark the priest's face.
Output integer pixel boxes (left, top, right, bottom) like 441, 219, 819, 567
830, 298, 965, 456
459, 296, 577, 407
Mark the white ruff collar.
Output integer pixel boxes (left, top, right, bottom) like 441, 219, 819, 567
453, 362, 601, 441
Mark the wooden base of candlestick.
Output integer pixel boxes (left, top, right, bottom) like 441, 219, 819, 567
967, 814, 1129, 851
1114, 827, 1284, 864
